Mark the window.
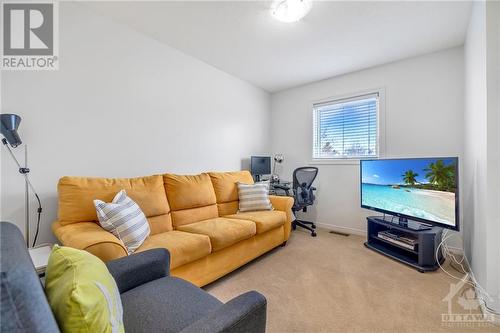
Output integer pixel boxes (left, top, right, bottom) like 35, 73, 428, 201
313, 92, 381, 160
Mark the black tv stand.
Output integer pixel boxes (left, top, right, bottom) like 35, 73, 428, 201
389, 216, 433, 231
364, 216, 444, 272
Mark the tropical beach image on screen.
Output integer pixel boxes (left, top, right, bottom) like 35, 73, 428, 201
361, 158, 457, 226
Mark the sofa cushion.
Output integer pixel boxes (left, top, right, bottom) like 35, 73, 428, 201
57, 175, 172, 232
209, 171, 254, 215
216, 201, 240, 217
177, 218, 256, 252
224, 211, 286, 234
147, 214, 174, 236
136, 231, 211, 269
164, 173, 217, 211
164, 173, 219, 227
121, 276, 222, 333
209, 171, 254, 203
171, 205, 220, 228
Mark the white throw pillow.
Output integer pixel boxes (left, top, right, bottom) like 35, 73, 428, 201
94, 190, 150, 254
237, 182, 273, 212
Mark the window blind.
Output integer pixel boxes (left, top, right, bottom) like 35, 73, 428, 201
313, 93, 379, 159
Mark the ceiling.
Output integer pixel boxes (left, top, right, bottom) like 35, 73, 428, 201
84, 1, 472, 93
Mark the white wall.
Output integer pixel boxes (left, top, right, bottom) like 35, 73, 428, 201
0, 2, 270, 244
487, 1, 500, 313
463, 0, 488, 304
463, 0, 500, 313
270, 47, 464, 234
485, 2, 500, 314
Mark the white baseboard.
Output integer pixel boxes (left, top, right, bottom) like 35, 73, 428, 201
314, 223, 469, 247
314, 222, 366, 236
466, 260, 500, 326
479, 299, 500, 326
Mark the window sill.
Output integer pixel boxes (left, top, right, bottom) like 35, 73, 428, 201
309, 159, 362, 165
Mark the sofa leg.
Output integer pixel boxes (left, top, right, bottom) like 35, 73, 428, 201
280, 241, 287, 247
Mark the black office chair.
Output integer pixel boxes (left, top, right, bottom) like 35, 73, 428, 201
291, 167, 318, 237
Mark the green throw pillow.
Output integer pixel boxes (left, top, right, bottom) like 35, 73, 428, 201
45, 245, 124, 333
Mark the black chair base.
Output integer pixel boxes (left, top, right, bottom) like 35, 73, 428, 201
292, 219, 317, 237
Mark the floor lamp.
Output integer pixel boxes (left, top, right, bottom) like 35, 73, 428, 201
1, 114, 42, 248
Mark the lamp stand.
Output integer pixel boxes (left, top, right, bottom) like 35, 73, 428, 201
2, 138, 36, 247
272, 156, 283, 183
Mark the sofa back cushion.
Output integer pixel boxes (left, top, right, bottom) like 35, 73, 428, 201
57, 175, 172, 234
164, 173, 218, 227
209, 171, 254, 216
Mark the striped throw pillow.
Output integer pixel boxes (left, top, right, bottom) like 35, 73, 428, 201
237, 182, 273, 212
94, 190, 150, 254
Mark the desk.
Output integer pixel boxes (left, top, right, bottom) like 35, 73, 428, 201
269, 181, 292, 196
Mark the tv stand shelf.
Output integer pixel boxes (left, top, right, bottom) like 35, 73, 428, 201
364, 216, 444, 272
372, 235, 419, 254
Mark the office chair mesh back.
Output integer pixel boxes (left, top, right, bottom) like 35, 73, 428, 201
293, 167, 318, 208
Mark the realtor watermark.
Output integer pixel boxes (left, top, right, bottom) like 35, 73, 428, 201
441, 274, 496, 328
441, 313, 495, 328
1, 1, 59, 70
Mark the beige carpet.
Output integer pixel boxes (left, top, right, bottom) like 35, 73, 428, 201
205, 228, 497, 332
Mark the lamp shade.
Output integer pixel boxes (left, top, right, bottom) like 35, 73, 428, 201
0, 114, 22, 148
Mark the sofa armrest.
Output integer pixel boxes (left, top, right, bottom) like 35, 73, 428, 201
106, 248, 170, 293
269, 195, 294, 240
52, 220, 128, 262
180, 291, 267, 333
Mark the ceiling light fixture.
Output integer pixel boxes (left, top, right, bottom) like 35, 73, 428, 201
271, 0, 312, 23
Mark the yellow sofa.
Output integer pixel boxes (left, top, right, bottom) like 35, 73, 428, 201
52, 171, 293, 287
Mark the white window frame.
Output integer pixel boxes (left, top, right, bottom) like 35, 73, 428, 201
310, 88, 386, 165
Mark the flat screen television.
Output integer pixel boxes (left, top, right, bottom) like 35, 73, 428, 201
360, 157, 459, 231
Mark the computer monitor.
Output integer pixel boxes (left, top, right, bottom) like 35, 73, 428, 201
250, 156, 271, 181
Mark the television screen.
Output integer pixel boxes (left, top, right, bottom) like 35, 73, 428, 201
360, 157, 458, 230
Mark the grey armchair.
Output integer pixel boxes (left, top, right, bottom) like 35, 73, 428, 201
0, 221, 267, 333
